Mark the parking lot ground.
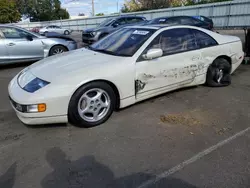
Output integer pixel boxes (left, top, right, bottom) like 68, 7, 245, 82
0, 61, 250, 187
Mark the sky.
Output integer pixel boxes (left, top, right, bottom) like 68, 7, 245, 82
60, 0, 125, 16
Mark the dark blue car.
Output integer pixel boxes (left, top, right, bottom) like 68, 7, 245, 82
146, 16, 213, 30
82, 16, 147, 44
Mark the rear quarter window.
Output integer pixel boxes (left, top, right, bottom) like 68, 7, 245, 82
192, 29, 218, 48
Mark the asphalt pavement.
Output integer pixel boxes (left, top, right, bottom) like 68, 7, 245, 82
0, 32, 249, 188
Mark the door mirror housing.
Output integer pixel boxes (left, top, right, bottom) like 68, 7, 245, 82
143, 48, 163, 60
112, 22, 119, 28
26, 35, 33, 41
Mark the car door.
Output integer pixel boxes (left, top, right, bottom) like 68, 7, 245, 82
47, 26, 55, 33
54, 26, 64, 34
0, 30, 9, 64
1, 27, 44, 62
135, 28, 204, 99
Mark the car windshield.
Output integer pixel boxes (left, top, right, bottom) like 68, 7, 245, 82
98, 18, 114, 27
148, 17, 168, 24
89, 28, 156, 57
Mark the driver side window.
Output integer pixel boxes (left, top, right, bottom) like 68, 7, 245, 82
115, 18, 127, 25
1, 27, 35, 39
146, 28, 197, 56
1, 28, 24, 39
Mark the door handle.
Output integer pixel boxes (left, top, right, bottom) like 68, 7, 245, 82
7, 43, 16, 46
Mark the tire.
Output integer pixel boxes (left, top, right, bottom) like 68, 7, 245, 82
64, 30, 70, 35
49, 45, 68, 56
68, 82, 116, 128
44, 31, 48, 36
206, 58, 231, 87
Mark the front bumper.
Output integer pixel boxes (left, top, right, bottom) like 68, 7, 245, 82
67, 42, 78, 51
8, 75, 69, 125
82, 33, 99, 44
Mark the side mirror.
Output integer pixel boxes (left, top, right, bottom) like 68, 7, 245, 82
26, 35, 33, 41
112, 23, 119, 28
143, 48, 163, 60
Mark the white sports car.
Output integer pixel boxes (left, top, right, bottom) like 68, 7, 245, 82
8, 25, 244, 127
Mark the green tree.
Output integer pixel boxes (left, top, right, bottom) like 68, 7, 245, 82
121, 0, 170, 13
121, 0, 232, 12
16, 0, 69, 22
0, 0, 21, 23
185, 0, 231, 6
95, 13, 105, 16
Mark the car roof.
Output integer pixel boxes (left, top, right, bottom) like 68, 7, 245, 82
0, 24, 24, 29
114, 15, 146, 19
151, 16, 200, 20
126, 24, 206, 30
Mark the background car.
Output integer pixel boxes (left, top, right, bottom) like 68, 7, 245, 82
82, 16, 147, 44
39, 25, 72, 35
30, 26, 43, 33
192, 15, 214, 28
0, 25, 77, 65
146, 16, 213, 30
8, 25, 243, 128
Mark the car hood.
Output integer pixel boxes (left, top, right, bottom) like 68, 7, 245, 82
27, 48, 124, 81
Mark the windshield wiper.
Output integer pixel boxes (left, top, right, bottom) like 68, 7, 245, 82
87, 47, 131, 57
90, 48, 119, 56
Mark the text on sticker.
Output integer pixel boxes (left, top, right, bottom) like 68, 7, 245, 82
133, 30, 149, 35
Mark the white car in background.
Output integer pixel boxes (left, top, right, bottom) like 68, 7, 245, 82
8, 25, 243, 128
39, 25, 72, 35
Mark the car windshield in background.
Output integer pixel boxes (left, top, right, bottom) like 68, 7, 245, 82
89, 28, 156, 57
98, 18, 114, 27
148, 18, 168, 24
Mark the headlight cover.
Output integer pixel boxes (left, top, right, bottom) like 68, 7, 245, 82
23, 78, 50, 93
18, 71, 50, 93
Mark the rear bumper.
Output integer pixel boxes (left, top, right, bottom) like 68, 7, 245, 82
231, 51, 245, 73
67, 42, 78, 51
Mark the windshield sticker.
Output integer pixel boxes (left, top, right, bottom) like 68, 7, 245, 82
133, 30, 149, 35
159, 19, 166, 22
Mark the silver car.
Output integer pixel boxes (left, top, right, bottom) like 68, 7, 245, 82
0, 25, 77, 65
39, 25, 72, 35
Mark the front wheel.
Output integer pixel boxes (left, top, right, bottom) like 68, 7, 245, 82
206, 58, 231, 87
49, 46, 68, 56
68, 82, 116, 128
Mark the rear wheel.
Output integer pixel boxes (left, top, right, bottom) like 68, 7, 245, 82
49, 45, 68, 56
64, 30, 70, 35
206, 58, 231, 87
68, 82, 116, 128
